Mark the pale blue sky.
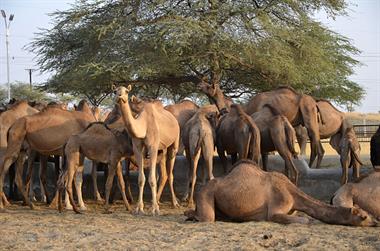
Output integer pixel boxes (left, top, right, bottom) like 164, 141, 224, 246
0, 0, 379, 112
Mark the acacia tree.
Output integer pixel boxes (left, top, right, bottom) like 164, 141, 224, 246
29, 0, 364, 107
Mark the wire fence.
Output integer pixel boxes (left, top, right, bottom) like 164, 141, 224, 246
353, 124, 379, 142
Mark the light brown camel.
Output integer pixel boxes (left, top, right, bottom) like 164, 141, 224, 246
58, 122, 134, 213
0, 101, 39, 203
181, 105, 218, 207
216, 104, 261, 173
252, 105, 299, 184
241, 86, 324, 169
115, 85, 180, 215
199, 81, 298, 183
295, 99, 360, 169
165, 100, 199, 155
0, 102, 96, 211
332, 171, 380, 219
185, 159, 378, 226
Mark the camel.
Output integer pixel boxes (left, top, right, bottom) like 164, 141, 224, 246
114, 85, 180, 215
165, 100, 199, 154
199, 81, 298, 183
0, 101, 96, 211
215, 104, 261, 173
185, 159, 378, 226
332, 171, 380, 219
58, 122, 134, 213
295, 99, 360, 169
333, 127, 363, 184
181, 105, 218, 207
0, 101, 39, 202
242, 86, 323, 169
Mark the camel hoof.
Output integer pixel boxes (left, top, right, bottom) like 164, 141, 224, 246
182, 195, 189, 202
172, 200, 181, 209
151, 208, 160, 216
79, 205, 87, 211
29, 203, 35, 210
103, 209, 113, 214
65, 205, 73, 210
49, 202, 58, 209
133, 207, 145, 215
187, 202, 195, 208
41, 196, 47, 204
31, 196, 37, 202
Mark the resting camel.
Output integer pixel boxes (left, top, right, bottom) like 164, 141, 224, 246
114, 85, 180, 215
332, 171, 380, 219
199, 81, 299, 184
216, 104, 261, 172
0, 101, 39, 203
58, 122, 134, 213
182, 105, 218, 207
185, 159, 378, 226
0, 101, 96, 211
165, 100, 199, 155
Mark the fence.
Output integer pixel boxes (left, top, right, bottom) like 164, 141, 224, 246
353, 124, 379, 142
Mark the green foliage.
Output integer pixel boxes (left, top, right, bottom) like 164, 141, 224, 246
0, 82, 53, 103
28, 0, 364, 107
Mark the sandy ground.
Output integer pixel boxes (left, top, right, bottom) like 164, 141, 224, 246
0, 199, 379, 250
1, 151, 379, 250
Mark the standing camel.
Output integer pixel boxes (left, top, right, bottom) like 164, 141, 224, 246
0, 102, 96, 211
58, 122, 134, 213
0, 101, 39, 203
182, 106, 218, 207
199, 81, 299, 184
165, 100, 199, 155
114, 85, 180, 215
185, 159, 378, 226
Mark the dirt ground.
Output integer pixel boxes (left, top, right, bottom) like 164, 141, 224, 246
1, 150, 379, 250
0, 199, 379, 251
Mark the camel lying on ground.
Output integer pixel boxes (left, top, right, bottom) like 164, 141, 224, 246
0, 101, 96, 211
185, 159, 379, 226
216, 104, 261, 172
58, 122, 134, 213
332, 171, 380, 219
165, 100, 199, 155
115, 85, 180, 215
182, 105, 218, 207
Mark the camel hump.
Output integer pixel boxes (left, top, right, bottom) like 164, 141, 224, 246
85, 121, 111, 131
275, 85, 299, 94
263, 104, 281, 116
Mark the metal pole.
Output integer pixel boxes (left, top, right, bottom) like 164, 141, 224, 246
5, 24, 10, 101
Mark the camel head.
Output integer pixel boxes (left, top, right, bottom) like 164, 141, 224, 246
130, 95, 145, 113
205, 111, 220, 129
198, 79, 217, 98
348, 207, 379, 227
113, 85, 132, 104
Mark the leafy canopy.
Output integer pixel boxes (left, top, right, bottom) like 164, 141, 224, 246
29, 0, 364, 107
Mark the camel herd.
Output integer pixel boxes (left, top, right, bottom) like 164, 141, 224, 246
0, 82, 379, 228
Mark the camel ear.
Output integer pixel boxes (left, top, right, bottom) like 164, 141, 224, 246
111, 84, 116, 91
126, 85, 132, 92
130, 95, 137, 102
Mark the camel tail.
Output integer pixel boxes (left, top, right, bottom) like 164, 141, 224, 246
283, 117, 298, 158
349, 141, 363, 166
57, 143, 68, 213
316, 103, 325, 125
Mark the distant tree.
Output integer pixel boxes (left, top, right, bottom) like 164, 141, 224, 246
29, 0, 364, 106
5, 82, 52, 103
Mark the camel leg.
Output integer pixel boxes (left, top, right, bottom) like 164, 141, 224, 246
123, 160, 133, 203
217, 146, 228, 174
167, 145, 179, 208
92, 161, 103, 202
269, 214, 309, 224
75, 162, 86, 210
116, 161, 132, 211
49, 155, 61, 209
262, 153, 268, 171
65, 164, 80, 214
14, 150, 34, 209
340, 144, 350, 185
134, 144, 146, 215
39, 155, 48, 203
8, 164, 17, 201
26, 150, 37, 202
182, 147, 192, 202
202, 142, 215, 182
315, 141, 325, 169
104, 164, 116, 213
188, 149, 201, 208
148, 146, 160, 215
156, 150, 168, 204
340, 160, 349, 185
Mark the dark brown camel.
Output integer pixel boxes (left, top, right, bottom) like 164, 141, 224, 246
185, 159, 378, 226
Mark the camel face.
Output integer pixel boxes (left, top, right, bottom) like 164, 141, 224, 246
349, 207, 378, 227
114, 85, 132, 103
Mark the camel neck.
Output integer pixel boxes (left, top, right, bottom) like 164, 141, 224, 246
119, 97, 146, 139
292, 186, 354, 225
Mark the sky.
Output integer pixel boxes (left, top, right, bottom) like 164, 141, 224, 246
0, 0, 379, 112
